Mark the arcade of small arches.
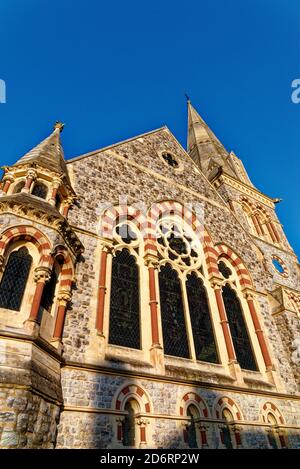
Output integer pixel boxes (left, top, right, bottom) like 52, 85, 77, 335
0, 166, 76, 218
239, 196, 281, 245
110, 383, 288, 449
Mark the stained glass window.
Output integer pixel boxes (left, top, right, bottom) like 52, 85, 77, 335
109, 249, 140, 349
159, 264, 189, 358
222, 284, 257, 371
186, 273, 219, 363
0, 247, 32, 311
32, 182, 48, 200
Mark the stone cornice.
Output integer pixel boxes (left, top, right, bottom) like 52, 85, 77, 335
0, 196, 84, 257
211, 172, 275, 209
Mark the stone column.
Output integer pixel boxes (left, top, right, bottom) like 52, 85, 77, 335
96, 243, 113, 336
233, 425, 243, 448
144, 256, 160, 347
144, 255, 164, 371
244, 290, 273, 370
198, 424, 209, 448
1, 173, 14, 194
49, 177, 61, 206
211, 281, 236, 363
52, 290, 72, 341
23, 168, 37, 193
63, 196, 75, 218
28, 266, 52, 322
136, 418, 149, 448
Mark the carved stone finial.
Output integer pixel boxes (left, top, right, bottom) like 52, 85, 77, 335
54, 121, 65, 132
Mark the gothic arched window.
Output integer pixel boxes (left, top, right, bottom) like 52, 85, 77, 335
186, 404, 199, 448
13, 180, 25, 194
32, 182, 48, 200
221, 409, 234, 449
222, 284, 257, 371
159, 263, 189, 358
0, 247, 32, 311
122, 400, 137, 447
186, 273, 219, 363
109, 249, 140, 349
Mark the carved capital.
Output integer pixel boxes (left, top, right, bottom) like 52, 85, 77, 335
57, 289, 72, 305
26, 168, 37, 180
144, 255, 159, 269
209, 277, 224, 290
136, 418, 150, 426
116, 416, 125, 424
33, 266, 52, 283
52, 177, 62, 189
3, 172, 15, 183
242, 288, 256, 300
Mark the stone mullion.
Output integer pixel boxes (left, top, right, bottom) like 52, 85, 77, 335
181, 273, 197, 361
211, 281, 236, 363
144, 256, 161, 347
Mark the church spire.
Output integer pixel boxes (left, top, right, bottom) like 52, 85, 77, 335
187, 100, 239, 180
12, 122, 71, 186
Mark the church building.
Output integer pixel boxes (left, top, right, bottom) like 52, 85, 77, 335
0, 101, 299, 448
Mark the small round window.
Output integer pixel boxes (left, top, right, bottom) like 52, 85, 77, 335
161, 152, 179, 168
271, 256, 287, 276
272, 259, 284, 274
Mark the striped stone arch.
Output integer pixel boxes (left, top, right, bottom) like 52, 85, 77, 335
179, 392, 210, 418
52, 245, 75, 291
215, 244, 252, 289
239, 196, 256, 213
100, 205, 147, 241
213, 396, 243, 421
261, 402, 285, 425
0, 225, 52, 267
147, 200, 205, 256
287, 292, 300, 313
255, 204, 272, 221
114, 383, 152, 413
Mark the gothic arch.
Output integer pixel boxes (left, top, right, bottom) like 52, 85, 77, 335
100, 205, 147, 241
114, 383, 152, 413
215, 244, 252, 289
213, 396, 243, 421
0, 225, 52, 267
261, 402, 285, 425
179, 392, 209, 418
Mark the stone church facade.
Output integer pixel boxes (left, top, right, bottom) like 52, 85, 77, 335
0, 101, 300, 449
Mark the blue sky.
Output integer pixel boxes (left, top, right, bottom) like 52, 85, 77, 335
0, 0, 299, 256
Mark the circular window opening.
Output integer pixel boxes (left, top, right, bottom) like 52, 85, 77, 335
161, 152, 179, 168
272, 258, 285, 274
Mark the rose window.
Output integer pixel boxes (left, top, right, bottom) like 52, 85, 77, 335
156, 222, 201, 269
